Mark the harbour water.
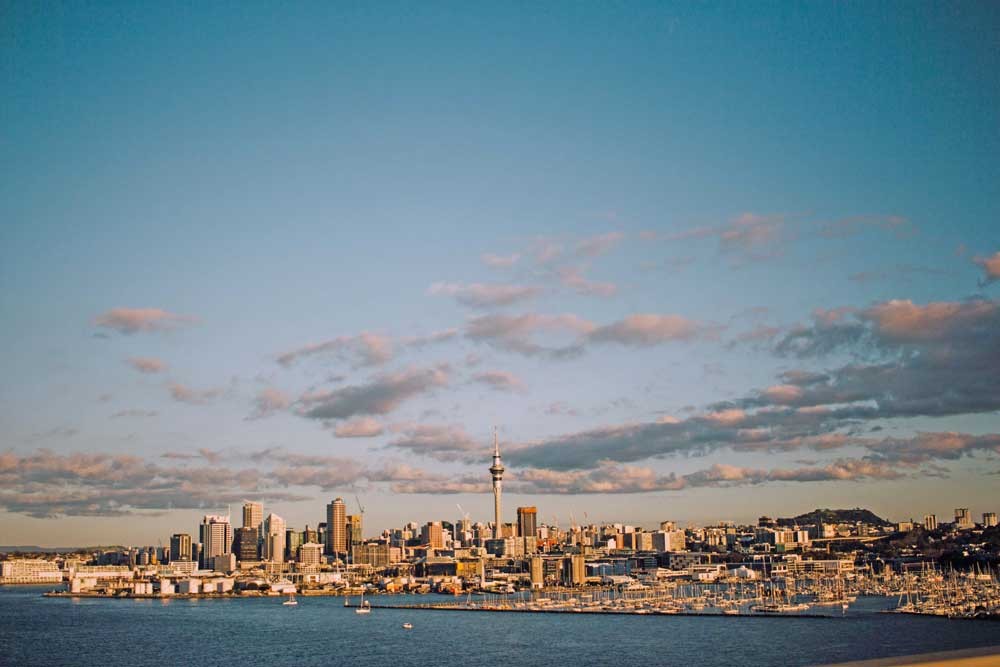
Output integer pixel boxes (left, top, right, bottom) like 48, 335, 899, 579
1, 586, 997, 666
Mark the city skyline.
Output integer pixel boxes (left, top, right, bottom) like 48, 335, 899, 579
3, 3, 1000, 546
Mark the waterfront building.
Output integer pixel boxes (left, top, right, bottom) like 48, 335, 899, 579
170, 533, 192, 562
242, 501, 263, 531
529, 556, 544, 588
200, 515, 233, 567
0, 559, 62, 583
984, 512, 998, 528
562, 553, 586, 586
489, 428, 505, 539
213, 553, 236, 573
327, 498, 346, 556
923, 514, 938, 531
263, 513, 286, 563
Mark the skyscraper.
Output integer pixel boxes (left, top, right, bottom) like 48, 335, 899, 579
517, 506, 538, 540
327, 498, 346, 556
263, 513, 286, 563
242, 501, 263, 530
200, 515, 233, 566
346, 514, 363, 551
170, 533, 192, 562
489, 428, 505, 539
923, 514, 938, 531
955, 508, 972, 529
421, 521, 444, 549
233, 527, 258, 562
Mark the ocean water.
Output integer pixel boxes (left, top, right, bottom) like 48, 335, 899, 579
0, 586, 996, 667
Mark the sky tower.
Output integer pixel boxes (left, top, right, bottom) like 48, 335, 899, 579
489, 427, 505, 539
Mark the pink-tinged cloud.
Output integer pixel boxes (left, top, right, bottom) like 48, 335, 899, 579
334, 417, 384, 438
481, 253, 521, 268
277, 332, 393, 368
465, 312, 594, 358
558, 266, 617, 297
427, 282, 542, 308
862, 299, 998, 343
576, 231, 624, 257
168, 383, 222, 405
94, 308, 195, 335
587, 314, 713, 346
125, 357, 167, 374
761, 384, 804, 404
974, 251, 1000, 286
470, 370, 525, 393
247, 388, 291, 419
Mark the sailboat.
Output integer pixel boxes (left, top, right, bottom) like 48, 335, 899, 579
283, 592, 298, 606
355, 590, 371, 615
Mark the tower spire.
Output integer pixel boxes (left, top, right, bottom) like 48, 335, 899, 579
489, 426, 505, 540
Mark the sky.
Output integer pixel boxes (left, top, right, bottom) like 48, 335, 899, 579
2, 2, 999, 546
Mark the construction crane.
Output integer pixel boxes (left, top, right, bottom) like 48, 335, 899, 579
355, 495, 365, 515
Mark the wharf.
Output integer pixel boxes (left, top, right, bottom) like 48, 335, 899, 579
343, 602, 843, 619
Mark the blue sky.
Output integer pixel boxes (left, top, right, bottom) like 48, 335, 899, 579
2, 2, 999, 545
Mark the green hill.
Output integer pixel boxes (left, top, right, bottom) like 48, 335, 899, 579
777, 508, 891, 527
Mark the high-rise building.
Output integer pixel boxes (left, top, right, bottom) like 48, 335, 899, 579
347, 514, 363, 551
955, 508, 972, 529
297, 542, 323, 567
285, 528, 302, 562
489, 428, 505, 539
263, 513, 286, 562
421, 522, 444, 549
200, 515, 233, 566
923, 514, 938, 531
169, 533, 192, 562
242, 502, 263, 530
517, 506, 538, 540
984, 512, 998, 528
327, 498, 346, 556
233, 527, 258, 562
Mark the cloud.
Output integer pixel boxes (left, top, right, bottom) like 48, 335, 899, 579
94, 308, 195, 335
401, 329, 459, 348
481, 253, 521, 268
168, 383, 222, 405
126, 357, 167, 374
587, 314, 716, 346
110, 409, 159, 419
428, 282, 542, 308
334, 417, 384, 438
816, 215, 912, 239
665, 213, 909, 263
247, 388, 290, 420
465, 313, 593, 359
277, 332, 393, 368
385, 423, 481, 461
575, 232, 624, 257
298, 365, 449, 420
0, 449, 306, 518
557, 266, 617, 297
470, 370, 525, 393
974, 251, 1000, 286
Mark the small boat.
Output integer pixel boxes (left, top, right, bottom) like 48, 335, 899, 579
402, 622, 413, 629
283, 593, 298, 606
355, 592, 371, 615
